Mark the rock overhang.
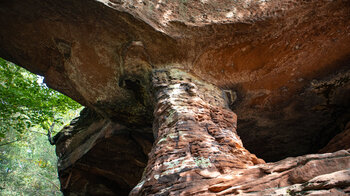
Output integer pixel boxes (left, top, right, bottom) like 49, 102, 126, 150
0, 0, 349, 161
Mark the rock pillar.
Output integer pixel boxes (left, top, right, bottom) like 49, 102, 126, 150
130, 68, 264, 195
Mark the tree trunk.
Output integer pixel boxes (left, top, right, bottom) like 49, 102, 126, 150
130, 68, 264, 195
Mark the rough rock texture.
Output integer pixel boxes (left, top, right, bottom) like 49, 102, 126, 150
54, 108, 153, 195
57, 107, 350, 196
0, 0, 350, 195
1, 0, 350, 161
206, 149, 350, 195
131, 69, 263, 195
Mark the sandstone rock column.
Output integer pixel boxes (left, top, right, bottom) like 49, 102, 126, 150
130, 68, 264, 195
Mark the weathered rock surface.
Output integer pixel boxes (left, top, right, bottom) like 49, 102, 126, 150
131, 69, 264, 195
55, 74, 350, 196
54, 108, 153, 195
206, 149, 350, 195
1, 0, 349, 161
0, 0, 350, 195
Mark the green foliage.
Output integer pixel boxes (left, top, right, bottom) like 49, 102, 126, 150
0, 108, 81, 196
0, 131, 62, 195
0, 57, 80, 140
0, 58, 82, 195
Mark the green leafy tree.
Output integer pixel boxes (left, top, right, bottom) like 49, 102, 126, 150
0, 58, 82, 195
0, 57, 80, 141
0, 108, 81, 195
1, 131, 63, 195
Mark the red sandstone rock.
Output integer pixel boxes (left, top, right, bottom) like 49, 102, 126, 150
130, 68, 263, 195
187, 149, 350, 195
320, 122, 350, 153
0, 0, 349, 195
54, 109, 153, 195
57, 110, 350, 195
1, 0, 349, 162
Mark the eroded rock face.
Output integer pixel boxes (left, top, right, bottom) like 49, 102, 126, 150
131, 69, 263, 195
1, 0, 349, 161
56, 107, 350, 195
0, 0, 350, 195
208, 149, 350, 195
54, 108, 153, 195
55, 70, 350, 196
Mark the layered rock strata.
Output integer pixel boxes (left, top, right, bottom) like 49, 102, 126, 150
208, 149, 350, 195
54, 108, 153, 195
54, 70, 350, 195
130, 68, 264, 195
56, 108, 350, 196
0, 0, 349, 195
0, 0, 349, 161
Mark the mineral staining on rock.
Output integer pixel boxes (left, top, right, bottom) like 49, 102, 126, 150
126, 66, 350, 196
0, 0, 350, 195
56, 107, 350, 195
130, 68, 263, 195
1, 0, 349, 161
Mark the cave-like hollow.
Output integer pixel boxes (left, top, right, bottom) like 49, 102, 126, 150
1, 0, 350, 195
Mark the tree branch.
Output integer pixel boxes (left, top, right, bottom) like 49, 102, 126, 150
0, 139, 20, 146
36, 173, 60, 190
28, 130, 47, 135
47, 122, 55, 145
